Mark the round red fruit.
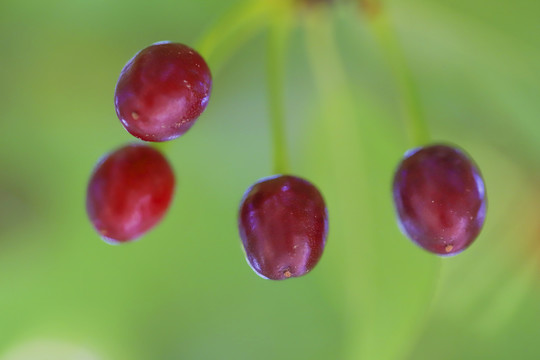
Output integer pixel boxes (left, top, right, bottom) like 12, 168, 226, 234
392, 144, 487, 256
114, 42, 212, 142
86, 144, 175, 244
238, 175, 328, 280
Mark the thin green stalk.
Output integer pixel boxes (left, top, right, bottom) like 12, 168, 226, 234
303, 11, 367, 360
197, 0, 279, 73
362, 0, 430, 147
266, 4, 293, 174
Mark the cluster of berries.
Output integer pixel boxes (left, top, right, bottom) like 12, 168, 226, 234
86, 42, 211, 245
86, 41, 487, 281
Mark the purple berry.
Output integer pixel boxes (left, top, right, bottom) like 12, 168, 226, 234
114, 42, 212, 142
86, 144, 175, 244
392, 144, 487, 255
238, 175, 329, 280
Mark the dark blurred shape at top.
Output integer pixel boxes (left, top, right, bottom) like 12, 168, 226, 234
298, 0, 335, 7
358, 0, 381, 18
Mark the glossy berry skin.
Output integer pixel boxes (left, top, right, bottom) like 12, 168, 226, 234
114, 42, 212, 142
392, 144, 487, 256
86, 144, 175, 244
238, 175, 328, 280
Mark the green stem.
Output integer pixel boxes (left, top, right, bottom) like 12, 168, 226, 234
362, 0, 429, 147
304, 11, 350, 95
196, 0, 279, 73
303, 11, 366, 360
266, 3, 292, 174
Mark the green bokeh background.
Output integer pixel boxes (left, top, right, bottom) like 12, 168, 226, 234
1, 0, 539, 359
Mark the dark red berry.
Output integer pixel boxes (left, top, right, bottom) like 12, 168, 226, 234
392, 144, 487, 256
114, 42, 212, 142
238, 175, 328, 280
86, 144, 175, 244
